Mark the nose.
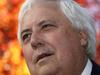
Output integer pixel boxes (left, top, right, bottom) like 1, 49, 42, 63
30, 34, 45, 50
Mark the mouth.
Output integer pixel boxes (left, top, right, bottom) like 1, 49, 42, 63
35, 53, 54, 64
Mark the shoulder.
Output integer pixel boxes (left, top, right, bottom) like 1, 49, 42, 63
91, 60, 100, 75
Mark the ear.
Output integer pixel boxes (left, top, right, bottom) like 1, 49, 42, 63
79, 31, 88, 48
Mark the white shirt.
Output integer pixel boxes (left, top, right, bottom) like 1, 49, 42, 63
81, 59, 92, 75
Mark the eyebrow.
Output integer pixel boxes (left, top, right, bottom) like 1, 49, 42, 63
21, 20, 56, 36
21, 21, 47, 35
37, 19, 56, 27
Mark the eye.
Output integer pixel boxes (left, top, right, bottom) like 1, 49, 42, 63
22, 32, 32, 43
41, 24, 55, 31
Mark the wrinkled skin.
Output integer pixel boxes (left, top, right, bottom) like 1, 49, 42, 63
20, 2, 87, 75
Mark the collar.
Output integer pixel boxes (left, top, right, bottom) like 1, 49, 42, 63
81, 59, 92, 75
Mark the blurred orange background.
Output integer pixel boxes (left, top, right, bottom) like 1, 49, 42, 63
0, 0, 100, 75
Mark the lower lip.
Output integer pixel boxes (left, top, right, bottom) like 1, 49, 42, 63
37, 55, 53, 66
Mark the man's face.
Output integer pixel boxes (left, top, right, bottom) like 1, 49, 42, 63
20, 2, 87, 75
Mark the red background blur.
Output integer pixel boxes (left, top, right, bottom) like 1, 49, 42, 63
0, 0, 100, 75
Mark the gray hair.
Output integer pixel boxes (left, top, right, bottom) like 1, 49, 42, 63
18, 0, 96, 60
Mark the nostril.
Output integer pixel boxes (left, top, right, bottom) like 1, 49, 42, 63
38, 42, 44, 46
31, 41, 44, 50
37, 42, 44, 48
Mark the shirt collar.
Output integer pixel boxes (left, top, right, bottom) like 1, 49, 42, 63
81, 59, 92, 75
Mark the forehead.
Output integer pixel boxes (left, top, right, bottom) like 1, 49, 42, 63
20, 1, 71, 31
21, 2, 61, 26
22, 3, 59, 24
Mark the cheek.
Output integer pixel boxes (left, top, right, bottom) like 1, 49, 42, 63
52, 35, 81, 74
45, 30, 74, 52
23, 45, 38, 74
45, 30, 81, 65
45, 31, 73, 58
22, 44, 33, 62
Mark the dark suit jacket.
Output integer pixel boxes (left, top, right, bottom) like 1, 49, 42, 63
91, 60, 100, 75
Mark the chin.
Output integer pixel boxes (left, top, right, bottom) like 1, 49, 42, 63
39, 63, 60, 75
36, 57, 60, 75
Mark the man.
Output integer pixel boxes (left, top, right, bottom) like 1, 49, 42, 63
17, 0, 100, 75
